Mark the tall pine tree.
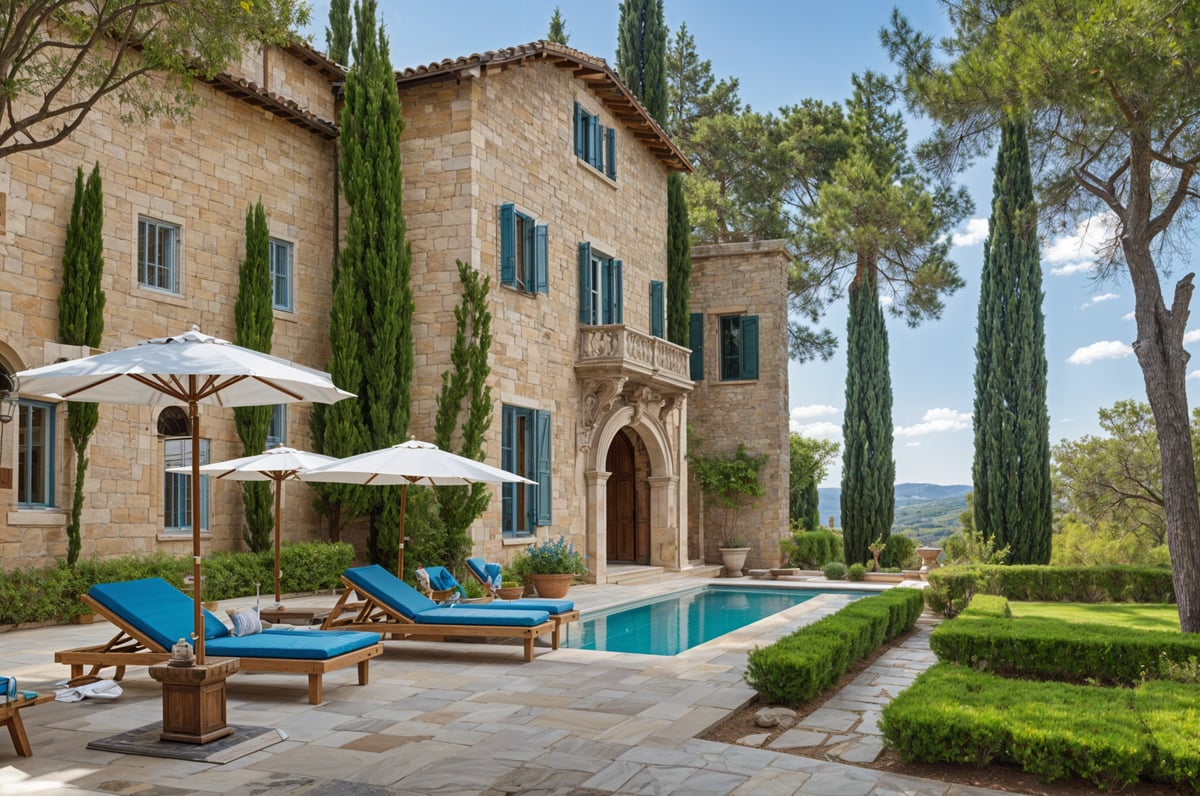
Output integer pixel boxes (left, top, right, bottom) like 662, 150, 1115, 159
325, 0, 351, 65
972, 119, 1051, 564
841, 269, 895, 563
547, 6, 569, 45
233, 199, 274, 552
58, 163, 105, 567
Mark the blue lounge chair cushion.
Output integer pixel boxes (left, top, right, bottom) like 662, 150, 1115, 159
344, 565, 550, 626
422, 566, 466, 598
207, 629, 380, 660
88, 578, 230, 650
467, 598, 574, 615
412, 606, 550, 627
466, 557, 502, 588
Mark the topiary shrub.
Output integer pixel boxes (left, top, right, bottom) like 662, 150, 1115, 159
847, 562, 867, 581
823, 561, 847, 580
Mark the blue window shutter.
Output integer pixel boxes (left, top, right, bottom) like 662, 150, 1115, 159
591, 117, 603, 169
742, 315, 759, 379
501, 407, 515, 533
534, 224, 548, 294
689, 313, 704, 380
573, 103, 584, 158
650, 280, 664, 338
499, 203, 516, 285
613, 259, 623, 324
578, 242, 592, 324
605, 127, 616, 179
534, 410, 552, 525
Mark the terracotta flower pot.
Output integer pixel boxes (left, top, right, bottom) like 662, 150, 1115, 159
529, 573, 573, 599
496, 586, 526, 601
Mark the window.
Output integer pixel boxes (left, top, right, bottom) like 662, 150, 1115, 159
501, 405, 551, 537
650, 280, 665, 338
573, 102, 616, 180
719, 315, 759, 381
138, 217, 180, 293
266, 404, 287, 448
17, 400, 54, 507
577, 242, 622, 325
163, 437, 210, 533
270, 239, 293, 311
499, 204, 547, 293
689, 312, 704, 380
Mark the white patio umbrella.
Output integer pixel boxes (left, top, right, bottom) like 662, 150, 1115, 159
169, 446, 337, 604
16, 328, 354, 663
300, 439, 534, 578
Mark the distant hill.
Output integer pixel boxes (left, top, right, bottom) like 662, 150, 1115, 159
817, 483, 970, 545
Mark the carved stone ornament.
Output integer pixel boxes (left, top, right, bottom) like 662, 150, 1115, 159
577, 376, 627, 451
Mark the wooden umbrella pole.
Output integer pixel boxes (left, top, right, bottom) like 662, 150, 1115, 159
273, 476, 283, 603
189, 396, 204, 664
396, 484, 407, 579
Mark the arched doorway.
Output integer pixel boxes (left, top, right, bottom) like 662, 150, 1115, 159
606, 431, 646, 564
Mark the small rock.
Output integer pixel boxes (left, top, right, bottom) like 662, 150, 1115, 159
736, 732, 771, 747
754, 706, 798, 729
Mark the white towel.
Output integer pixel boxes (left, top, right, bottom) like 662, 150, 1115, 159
55, 679, 123, 702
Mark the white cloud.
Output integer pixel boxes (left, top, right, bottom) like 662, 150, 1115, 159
1050, 261, 1096, 277
790, 404, 839, 421
792, 421, 842, 439
879, 295, 894, 307
1067, 340, 1134, 365
1123, 311, 1136, 321
1042, 212, 1118, 266
1189, 371, 1200, 381
895, 408, 971, 437
905, 441, 922, 448
1184, 329, 1200, 344
952, 217, 989, 247
1091, 293, 1119, 304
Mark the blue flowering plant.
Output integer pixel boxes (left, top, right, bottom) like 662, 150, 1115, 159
511, 535, 588, 576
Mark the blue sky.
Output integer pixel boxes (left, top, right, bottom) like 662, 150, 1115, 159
301, 1, 1200, 486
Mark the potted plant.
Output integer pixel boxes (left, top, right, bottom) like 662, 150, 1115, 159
496, 580, 525, 601
510, 536, 587, 598
687, 439, 768, 577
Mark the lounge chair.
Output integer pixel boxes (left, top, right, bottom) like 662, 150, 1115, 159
54, 578, 383, 704
321, 565, 558, 662
432, 563, 580, 648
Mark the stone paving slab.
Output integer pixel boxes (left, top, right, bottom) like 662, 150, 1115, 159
0, 580, 1010, 795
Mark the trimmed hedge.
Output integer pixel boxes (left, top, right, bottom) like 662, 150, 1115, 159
924, 565, 1175, 617
881, 664, 1199, 791
744, 588, 924, 706
930, 609, 1200, 686
781, 529, 842, 568
958, 595, 1011, 619
0, 542, 354, 625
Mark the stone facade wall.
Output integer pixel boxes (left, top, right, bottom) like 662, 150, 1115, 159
0, 58, 338, 570
687, 241, 792, 569
398, 62, 671, 567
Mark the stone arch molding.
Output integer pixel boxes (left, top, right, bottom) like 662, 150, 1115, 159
587, 400, 675, 478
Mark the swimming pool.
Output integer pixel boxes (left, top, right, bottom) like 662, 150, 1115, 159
563, 585, 854, 656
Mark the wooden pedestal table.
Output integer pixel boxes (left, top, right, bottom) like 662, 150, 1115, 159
148, 657, 238, 744
1, 693, 53, 756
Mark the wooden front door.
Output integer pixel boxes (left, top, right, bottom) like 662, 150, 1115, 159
606, 433, 638, 563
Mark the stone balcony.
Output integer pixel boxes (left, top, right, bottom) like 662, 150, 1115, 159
575, 325, 692, 395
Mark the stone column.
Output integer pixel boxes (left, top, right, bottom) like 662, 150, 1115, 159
585, 469, 610, 583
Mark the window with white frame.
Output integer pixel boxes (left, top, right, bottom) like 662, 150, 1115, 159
17, 399, 55, 508
573, 102, 616, 180
163, 437, 210, 534
270, 238, 293, 311
138, 216, 181, 293
266, 404, 286, 448
499, 204, 547, 294
577, 242, 622, 325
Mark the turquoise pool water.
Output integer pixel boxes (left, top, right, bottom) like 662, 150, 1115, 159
564, 585, 847, 656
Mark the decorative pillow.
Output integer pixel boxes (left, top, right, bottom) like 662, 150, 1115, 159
226, 607, 263, 637
485, 563, 503, 589
414, 567, 431, 594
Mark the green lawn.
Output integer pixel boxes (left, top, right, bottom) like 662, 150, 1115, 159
1010, 601, 1180, 632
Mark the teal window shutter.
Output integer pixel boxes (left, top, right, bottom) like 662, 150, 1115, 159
689, 313, 704, 380
499, 203, 516, 285
742, 315, 759, 379
534, 224, 548, 294
613, 259, 623, 323
605, 127, 616, 180
534, 409, 552, 525
590, 118, 603, 169
573, 103, 584, 158
650, 280, 664, 338
578, 242, 592, 323
501, 406, 515, 533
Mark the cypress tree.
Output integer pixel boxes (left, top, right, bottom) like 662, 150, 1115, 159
233, 200, 274, 552
433, 261, 494, 570
58, 163, 105, 567
617, 0, 667, 121
972, 119, 1051, 564
547, 6, 569, 45
666, 173, 690, 346
326, 0, 351, 65
840, 269, 895, 564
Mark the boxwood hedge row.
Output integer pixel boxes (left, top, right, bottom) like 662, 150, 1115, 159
924, 565, 1174, 617
881, 664, 1199, 791
743, 587, 924, 707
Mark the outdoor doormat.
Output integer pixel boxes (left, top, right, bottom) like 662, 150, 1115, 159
87, 723, 287, 764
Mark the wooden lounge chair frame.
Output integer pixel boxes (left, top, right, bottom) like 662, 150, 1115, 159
1, 693, 53, 757
54, 594, 382, 704
321, 575, 557, 662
